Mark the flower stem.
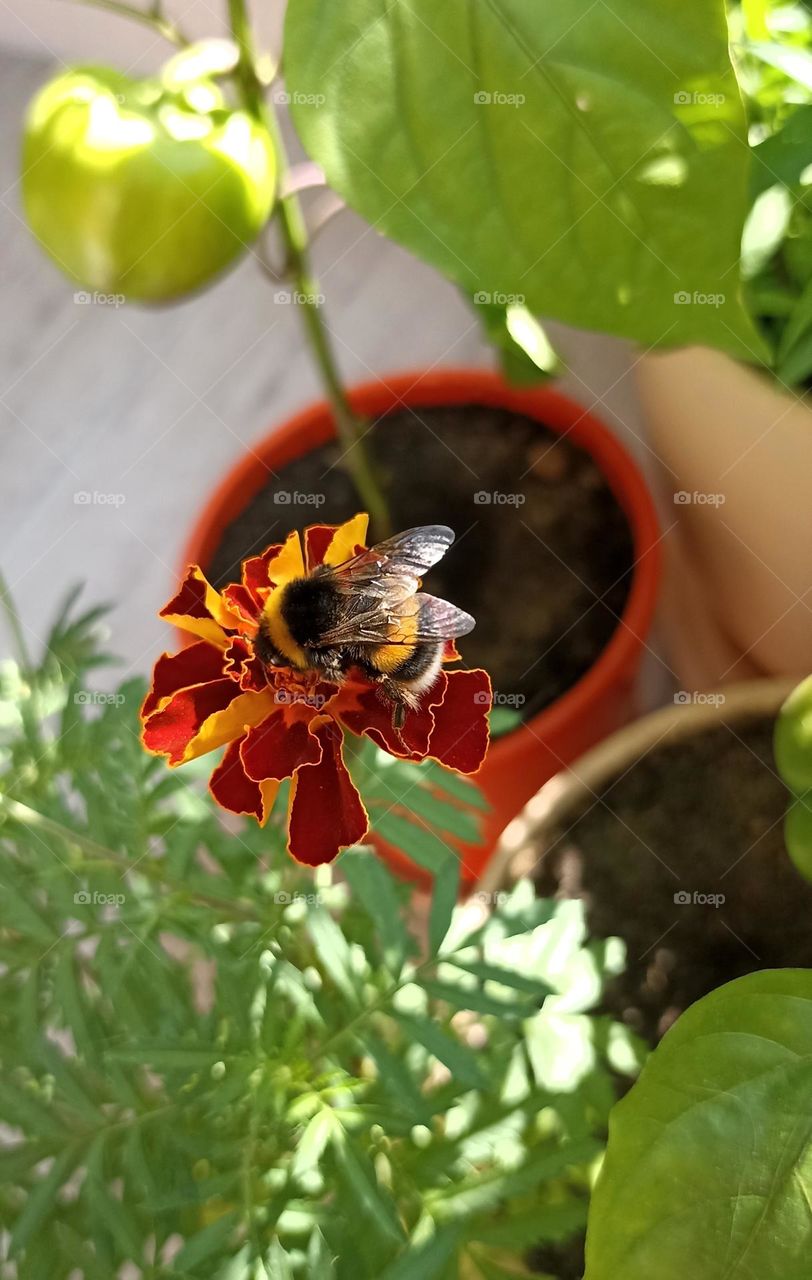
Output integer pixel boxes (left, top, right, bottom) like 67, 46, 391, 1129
226, 0, 393, 538
271, 168, 394, 539
66, 0, 189, 46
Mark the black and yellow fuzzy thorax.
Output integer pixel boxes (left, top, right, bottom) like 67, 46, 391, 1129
257, 575, 342, 668
256, 572, 423, 677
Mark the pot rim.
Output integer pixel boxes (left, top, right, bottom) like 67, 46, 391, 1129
179, 366, 661, 722
478, 676, 796, 897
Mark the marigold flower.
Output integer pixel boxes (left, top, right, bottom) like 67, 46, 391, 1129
141, 515, 491, 865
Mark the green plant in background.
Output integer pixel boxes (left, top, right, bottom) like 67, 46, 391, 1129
21, 0, 768, 537
284, 0, 756, 354
583, 969, 812, 1280
734, 0, 812, 383
0, 590, 641, 1278
774, 674, 812, 879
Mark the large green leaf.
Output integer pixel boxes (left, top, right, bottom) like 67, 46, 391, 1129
286, 0, 760, 354
584, 970, 812, 1280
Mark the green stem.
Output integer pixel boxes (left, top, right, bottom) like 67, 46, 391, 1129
0, 571, 44, 753
227, 0, 393, 538
316, 953, 439, 1061
66, 0, 189, 45
272, 180, 393, 539
0, 568, 31, 672
1, 795, 265, 923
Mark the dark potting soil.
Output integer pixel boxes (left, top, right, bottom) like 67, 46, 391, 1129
535, 715, 812, 1046
530, 1236, 586, 1280
207, 404, 634, 721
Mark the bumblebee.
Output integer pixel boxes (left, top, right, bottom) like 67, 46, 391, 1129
255, 525, 474, 727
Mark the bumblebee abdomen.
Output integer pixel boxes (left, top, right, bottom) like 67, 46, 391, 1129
382, 639, 442, 682
368, 608, 419, 675
368, 602, 444, 693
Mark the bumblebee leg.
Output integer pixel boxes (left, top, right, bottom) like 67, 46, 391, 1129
308, 648, 345, 683
374, 677, 411, 732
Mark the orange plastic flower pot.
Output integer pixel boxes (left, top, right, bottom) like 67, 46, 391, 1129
179, 369, 661, 885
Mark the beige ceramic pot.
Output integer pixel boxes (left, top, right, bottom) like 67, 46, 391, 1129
478, 678, 795, 900
635, 346, 812, 687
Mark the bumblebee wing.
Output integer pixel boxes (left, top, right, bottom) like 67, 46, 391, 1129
316, 527, 465, 647
412, 594, 475, 640
365, 525, 456, 576
329, 525, 456, 601
318, 594, 474, 648
317, 606, 404, 647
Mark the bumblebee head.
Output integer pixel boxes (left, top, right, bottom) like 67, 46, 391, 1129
254, 618, 288, 669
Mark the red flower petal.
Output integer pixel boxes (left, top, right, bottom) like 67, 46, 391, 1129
242, 544, 282, 603
335, 676, 444, 761
287, 720, 369, 865
427, 669, 491, 774
303, 515, 370, 572
143, 679, 241, 764
221, 583, 261, 628
303, 525, 335, 572
160, 566, 242, 647
143, 682, 276, 765
240, 708, 322, 782
209, 738, 279, 824
224, 636, 267, 692
142, 642, 226, 718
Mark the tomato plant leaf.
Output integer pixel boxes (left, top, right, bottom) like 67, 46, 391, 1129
286, 0, 761, 355
584, 969, 812, 1280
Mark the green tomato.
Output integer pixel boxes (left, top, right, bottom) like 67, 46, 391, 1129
22, 61, 276, 302
785, 794, 812, 883
775, 674, 812, 795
